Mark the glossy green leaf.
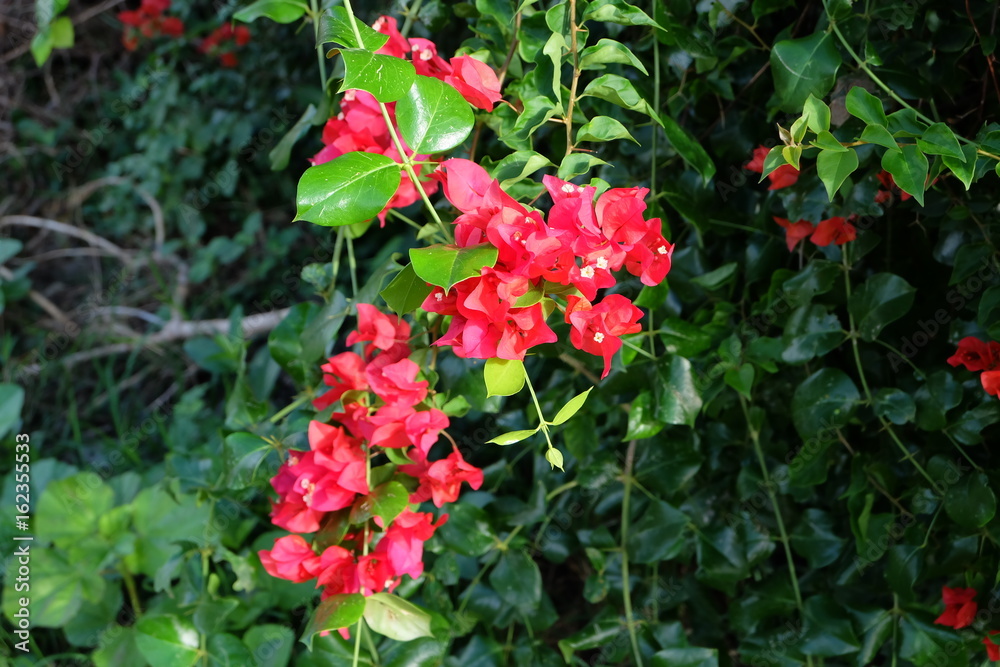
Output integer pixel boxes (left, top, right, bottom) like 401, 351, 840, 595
654, 356, 703, 427
583, 0, 661, 27
792, 368, 860, 439
437, 503, 495, 556
317, 6, 387, 49
944, 472, 996, 529
295, 152, 401, 226
816, 147, 859, 199
802, 93, 831, 133
489, 550, 542, 610
845, 87, 888, 127
270, 104, 317, 171
860, 123, 899, 151
409, 243, 499, 292
624, 390, 664, 440
135, 615, 201, 667
579, 38, 648, 74
651, 648, 719, 667
800, 595, 860, 656
489, 150, 554, 188
397, 75, 474, 153
848, 273, 916, 341
770, 32, 842, 112
557, 153, 608, 179
790, 509, 843, 568
626, 499, 688, 563
550, 387, 593, 425
873, 388, 916, 425
340, 49, 416, 103
363, 593, 434, 642
36, 472, 114, 547
880, 144, 928, 205
582, 74, 661, 121
380, 263, 432, 315
724, 363, 755, 399
234, 0, 307, 24
759, 145, 787, 179
781, 304, 844, 363
484, 357, 526, 397
486, 427, 539, 445
370, 481, 410, 524
916, 122, 964, 159
942, 143, 978, 190
811, 130, 847, 152
30, 28, 53, 67
302, 594, 366, 650
243, 625, 294, 667
914, 371, 962, 431
782, 259, 841, 307
661, 114, 716, 182
576, 116, 639, 144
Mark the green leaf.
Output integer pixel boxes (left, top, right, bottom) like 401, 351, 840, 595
860, 124, 899, 151
845, 87, 888, 127
624, 391, 663, 440
691, 262, 737, 290
370, 481, 410, 524
661, 114, 716, 183
557, 153, 609, 179
582, 74, 661, 121
409, 243, 498, 292
792, 369, 860, 439
234, 0, 307, 24
942, 143, 978, 190
781, 304, 844, 363
243, 625, 294, 667
945, 472, 996, 529
0, 238, 22, 265
770, 32, 842, 112
800, 595, 860, 656
317, 6, 387, 49
270, 106, 319, 173
816, 147, 859, 199
654, 357, 703, 428
483, 357, 526, 397
724, 364, 755, 399
397, 75, 474, 154
550, 388, 593, 426
0, 383, 24, 439
363, 593, 434, 642
302, 594, 367, 650
759, 146, 787, 179
790, 509, 843, 568
50, 16, 73, 48
811, 130, 847, 152
30, 28, 54, 67
506, 96, 560, 143
486, 427, 539, 445
489, 150, 554, 188
380, 263, 433, 315
579, 38, 648, 74
881, 144, 928, 205
802, 94, 831, 133
576, 116, 639, 144
873, 388, 916, 425
583, 0, 661, 27
916, 122, 964, 159
651, 648, 719, 667
36, 473, 115, 547
295, 152, 401, 226
914, 371, 962, 431
950, 242, 992, 286
437, 503, 496, 556
782, 259, 841, 307
340, 49, 416, 103
135, 615, 201, 667
848, 273, 916, 341
626, 499, 688, 563
900, 615, 965, 667
489, 550, 542, 610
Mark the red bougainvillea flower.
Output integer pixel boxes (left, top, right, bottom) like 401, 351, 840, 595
810, 217, 857, 247
444, 56, 504, 110
118, 0, 184, 51
983, 370, 1000, 397
422, 447, 485, 507
374, 509, 446, 581
773, 217, 815, 252
565, 294, 643, 379
935, 586, 978, 629
875, 170, 912, 203
984, 631, 1000, 661
258, 535, 320, 583
199, 23, 251, 67
746, 145, 799, 190
947, 337, 1000, 372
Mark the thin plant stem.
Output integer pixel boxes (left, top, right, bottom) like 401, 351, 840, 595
523, 371, 555, 451
309, 0, 327, 94
621, 440, 644, 667
400, 0, 423, 37
269, 393, 312, 423
564, 0, 581, 157
121, 565, 143, 617
346, 233, 358, 296
942, 429, 983, 472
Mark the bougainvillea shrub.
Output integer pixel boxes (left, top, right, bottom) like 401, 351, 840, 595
4, 0, 1000, 665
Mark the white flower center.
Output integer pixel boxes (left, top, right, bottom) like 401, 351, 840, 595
593, 332, 606, 343
373, 17, 386, 30
561, 183, 577, 194
596, 257, 609, 270
288, 455, 299, 466
657, 245, 669, 255
344, 89, 356, 101
580, 265, 595, 279
419, 49, 433, 61
336, 112, 345, 120
434, 292, 443, 301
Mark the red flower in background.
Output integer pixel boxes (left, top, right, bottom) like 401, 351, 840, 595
935, 586, 978, 629
948, 337, 1000, 400
875, 170, 912, 204
773, 217, 815, 252
199, 23, 251, 67
773, 216, 856, 251
746, 145, 799, 190
984, 631, 1000, 661
118, 0, 184, 51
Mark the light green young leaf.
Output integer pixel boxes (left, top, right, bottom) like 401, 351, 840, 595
340, 49, 416, 103
550, 387, 593, 425
409, 243, 499, 292
881, 144, 928, 205
234, 0, 307, 24
484, 358, 526, 397
579, 38, 648, 74
582, 74, 662, 123
576, 116, 639, 144
845, 87, 888, 127
362, 593, 433, 642
487, 428, 539, 445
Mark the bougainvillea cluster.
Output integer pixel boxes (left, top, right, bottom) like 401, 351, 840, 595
423, 159, 670, 378
198, 23, 251, 68
311, 16, 502, 220
773, 215, 858, 251
934, 586, 1000, 661
258, 305, 483, 603
118, 0, 184, 51
948, 337, 1000, 398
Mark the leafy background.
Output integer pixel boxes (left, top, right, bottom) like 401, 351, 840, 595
2, 0, 1000, 665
